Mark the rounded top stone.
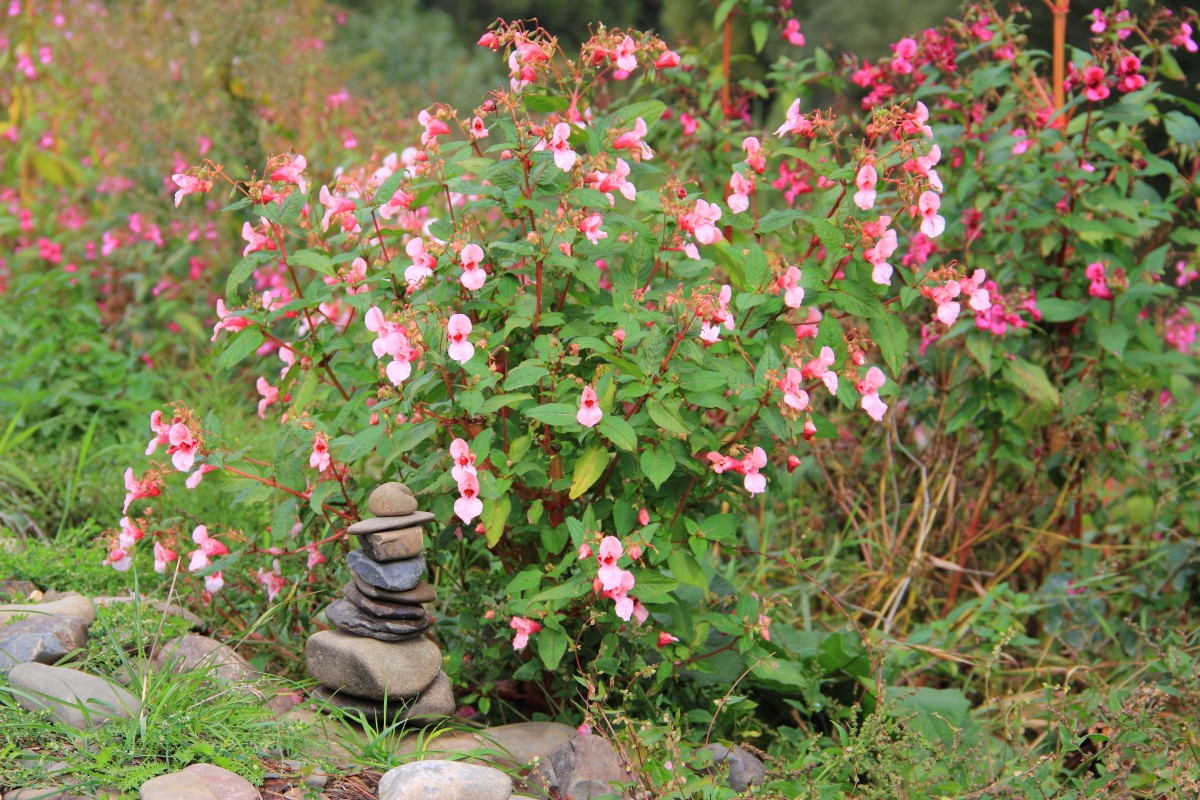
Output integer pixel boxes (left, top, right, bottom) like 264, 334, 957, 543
368, 482, 419, 517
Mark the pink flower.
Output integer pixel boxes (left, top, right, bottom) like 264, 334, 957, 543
188, 525, 228, 572
171, 174, 212, 207
470, 116, 488, 138
146, 409, 171, 456
306, 544, 327, 570
454, 472, 483, 524
740, 447, 768, 495
538, 122, 577, 172
598, 567, 637, 620
613, 117, 654, 162
105, 546, 132, 572
211, 299, 251, 341
579, 213, 607, 245
123, 468, 162, 514
450, 438, 478, 483
655, 50, 681, 68
699, 285, 734, 344
679, 112, 699, 136
707, 451, 740, 473
584, 158, 636, 205
205, 572, 225, 594
1173, 22, 1198, 52
185, 464, 217, 489
460, 243, 487, 291
240, 221, 276, 257
578, 542, 593, 559
802, 346, 839, 394
638, 507, 650, 526
318, 186, 358, 233
680, 199, 723, 245
447, 314, 475, 364
404, 237, 437, 287
1082, 66, 1110, 102
727, 172, 753, 214
757, 614, 771, 641
864, 216, 899, 286
365, 306, 417, 384
1090, 8, 1107, 34
783, 18, 805, 46
857, 366, 889, 422
510, 616, 542, 651
777, 368, 810, 412
577, 386, 603, 428
774, 99, 815, 137
256, 377, 279, 418
167, 421, 198, 472
743, 137, 765, 174
917, 191, 946, 238
153, 541, 178, 574
309, 432, 331, 472
596, 536, 625, 590
776, 264, 804, 308
257, 563, 287, 601
418, 108, 451, 146
853, 164, 877, 211
657, 631, 679, 648
270, 153, 308, 194
1115, 56, 1145, 93
1012, 128, 1031, 155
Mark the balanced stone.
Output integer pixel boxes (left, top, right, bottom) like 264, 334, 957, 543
306, 629, 442, 700
360, 527, 424, 562
312, 671, 454, 726
367, 482, 419, 517
353, 577, 437, 604
347, 511, 436, 537
347, 550, 425, 592
343, 582, 427, 620
325, 598, 428, 641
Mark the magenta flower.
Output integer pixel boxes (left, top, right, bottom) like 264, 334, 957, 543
917, 191, 946, 238
447, 314, 475, 364
269, 154, 308, 194
613, 117, 654, 162
853, 164, 877, 210
240, 221, 275, 257
783, 18, 805, 46
450, 438, 478, 483
309, 432, 331, 472
460, 243, 487, 291
1082, 66, 1110, 102
577, 386, 603, 428
454, 473, 483, 524
857, 367, 889, 422
510, 616, 542, 651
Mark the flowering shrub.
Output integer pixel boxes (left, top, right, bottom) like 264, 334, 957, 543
107, 0, 1199, 733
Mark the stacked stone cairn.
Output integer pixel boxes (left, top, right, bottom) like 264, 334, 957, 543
305, 482, 454, 725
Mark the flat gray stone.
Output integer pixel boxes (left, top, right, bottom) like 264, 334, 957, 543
0, 614, 89, 676
311, 671, 453, 726
367, 482, 419, 517
353, 577, 436, 604
151, 634, 258, 685
9, 663, 140, 729
702, 744, 766, 790
378, 759, 511, 800
360, 527, 424, 562
347, 511, 435, 537
480, 721, 576, 766
346, 550, 425, 592
343, 583, 427, 621
306, 630, 442, 700
325, 599, 429, 641
0, 595, 96, 627
139, 763, 260, 800
527, 735, 629, 800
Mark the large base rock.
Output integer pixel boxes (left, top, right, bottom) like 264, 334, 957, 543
306, 630, 441, 700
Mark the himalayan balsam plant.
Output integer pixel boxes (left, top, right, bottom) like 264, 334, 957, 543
107, 1, 1200, 713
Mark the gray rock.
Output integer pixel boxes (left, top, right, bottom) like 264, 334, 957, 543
312, 670, 453, 726
9, 663, 140, 729
353, 578, 436, 604
377, 760, 512, 800
527, 735, 629, 800
324, 599, 429, 641
306, 630, 442, 700
404, 670, 455, 721
346, 551, 425, 592
702, 744, 766, 791
0, 614, 89, 675
367, 483, 420, 517
0, 580, 39, 601
139, 763, 260, 800
151, 634, 258, 685
342, 583, 426, 621
347, 511, 435, 537
0, 595, 96, 627
480, 721, 576, 766
360, 527, 424, 562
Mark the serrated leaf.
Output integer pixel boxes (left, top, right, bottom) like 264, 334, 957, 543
483, 496, 511, 547
278, 191, 307, 226
288, 249, 336, 277
757, 209, 806, 233
1036, 298, 1088, 322
569, 446, 609, 500
1007, 357, 1062, 408
225, 252, 273, 301
529, 580, 588, 603
526, 403, 581, 428
270, 498, 298, 546
1098, 324, 1129, 358
479, 393, 534, 413
640, 448, 676, 489
648, 398, 691, 436
339, 425, 384, 463
505, 363, 549, 390
869, 315, 908, 378
598, 416, 637, 451
668, 548, 707, 590
630, 570, 678, 602
218, 329, 264, 370
538, 627, 568, 670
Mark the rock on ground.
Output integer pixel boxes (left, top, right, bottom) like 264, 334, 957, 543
526, 734, 629, 800
306, 630, 442, 700
151, 634, 258, 684
479, 721, 576, 767
0, 594, 96, 627
139, 763, 260, 800
701, 744, 766, 791
377, 760, 512, 800
8, 663, 140, 729
0, 614, 89, 676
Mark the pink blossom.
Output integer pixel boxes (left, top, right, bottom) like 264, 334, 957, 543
404, 238, 437, 287
743, 137, 765, 174
598, 567, 637, 620
240, 221, 276, 257
596, 536, 626, 590
365, 306, 417, 384
802, 346, 839, 394
706, 451, 740, 474
171, 174, 212, 207
510, 616, 542, 651
185, 464, 217, 489
1012, 128, 1031, 155
204, 572, 225, 594
538, 122, 578, 172
774, 99, 815, 138
699, 285, 735, 344
146, 410, 170, 456
1090, 8, 1107, 34
679, 113, 699, 136
309, 432, 331, 472
778, 368, 810, 412
917, 191, 946, 238
188, 525, 229, 572
577, 386, 603, 428
655, 50, 681, 68
891, 37, 918, 74
306, 544, 327, 570
460, 243, 487, 291
123, 468, 162, 514
106, 546, 132, 572
853, 164, 877, 211
783, 18, 805, 46
153, 542, 178, 574
580, 213, 607, 245
657, 631, 679, 648
450, 438, 478, 483
857, 366, 889, 422
447, 314, 475, 364
418, 108, 451, 146
795, 306, 822, 339
256, 377, 279, 418
211, 299, 251, 341
610, 35, 638, 72
680, 199, 723, 245
167, 421, 198, 472
1115, 56, 1145, 93
727, 172, 754, 214
757, 614, 771, 641
1082, 66, 1110, 102
1087, 261, 1113, 299
864, 215, 899, 285
740, 447, 768, 495
1172, 22, 1198, 52
903, 101, 934, 139
270, 154, 308, 194
318, 186, 358, 233
584, 158, 636, 205
613, 117, 654, 162
470, 116, 488, 138
454, 472, 483, 524
578, 542, 594, 560
777, 265, 805, 309
638, 508, 650, 526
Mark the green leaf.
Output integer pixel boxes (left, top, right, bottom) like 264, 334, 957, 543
538, 627, 568, 670
668, 548, 707, 590
640, 448, 676, 489
630, 570, 678, 602
338, 425, 384, 463
505, 363, 549, 390
1098, 324, 1129, 358
479, 393, 534, 413
751, 19, 769, 53
648, 398, 691, 437
613, 99, 667, 127
270, 498, 297, 548
524, 92, 571, 113
569, 446, 609, 500
1165, 110, 1200, 149
288, 249, 336, 277
1006, 358, 1062, 408
756, 209, 806, 233
387, 421, 439, 461
1036, 298, 1088, 322
713, 0, 738, 29
483, 496, 511, 548
225, 252, 273, 301
525, 403, 580, 428
743, 243, 769, 291
529, 581, 587, 603
218, 329, 264, 370
598, 416, 637, 451
869, 315, 908, 378
278, 191, 307, 226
